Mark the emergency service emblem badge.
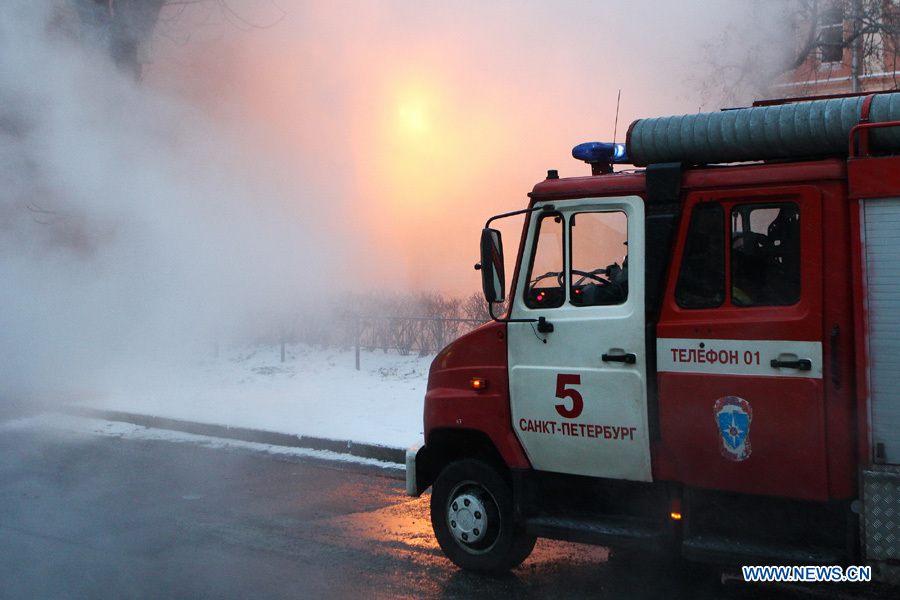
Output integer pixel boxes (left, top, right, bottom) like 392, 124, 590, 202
713, 396, 753, 461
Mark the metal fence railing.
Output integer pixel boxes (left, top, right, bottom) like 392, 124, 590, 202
350, 316, 485, 370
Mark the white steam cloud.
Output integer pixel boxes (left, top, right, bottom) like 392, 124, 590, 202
0, 2, 341, 405
0, 1, 792, 408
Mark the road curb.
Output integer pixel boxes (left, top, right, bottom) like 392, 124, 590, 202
62, 406, 407, 465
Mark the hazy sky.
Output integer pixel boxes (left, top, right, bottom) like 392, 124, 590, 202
0, 0, 787, 403
145, 0, 773, 292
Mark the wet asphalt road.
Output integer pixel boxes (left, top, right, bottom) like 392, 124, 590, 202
0, 422, 891, 600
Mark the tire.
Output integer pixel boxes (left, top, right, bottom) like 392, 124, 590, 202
430, 459, 536, 573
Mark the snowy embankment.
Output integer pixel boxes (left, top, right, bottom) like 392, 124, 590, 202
73, 344, 432, 450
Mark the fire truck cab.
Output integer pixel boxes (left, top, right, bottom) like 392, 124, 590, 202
407, 92, 900, 581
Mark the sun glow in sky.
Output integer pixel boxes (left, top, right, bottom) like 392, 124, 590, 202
349, 67, 524, 287
146, 0, 755, 293
396, 92, 432, 136
378, 76, 461, 209
363, 71, 513, 213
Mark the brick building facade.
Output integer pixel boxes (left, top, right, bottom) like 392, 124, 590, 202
777, 0, 900, 96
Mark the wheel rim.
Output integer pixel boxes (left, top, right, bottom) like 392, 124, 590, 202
445, 481, 501, 554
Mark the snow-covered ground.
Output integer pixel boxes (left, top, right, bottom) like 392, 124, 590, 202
0, 412, 407, 471
71, 344, 433, 450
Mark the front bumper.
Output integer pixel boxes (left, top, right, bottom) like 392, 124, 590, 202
405, 443, 424, 496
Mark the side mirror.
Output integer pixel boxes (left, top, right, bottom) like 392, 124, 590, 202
478, 228, 506, 303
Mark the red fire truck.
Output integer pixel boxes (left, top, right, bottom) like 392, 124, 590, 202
406, 92, 900, 581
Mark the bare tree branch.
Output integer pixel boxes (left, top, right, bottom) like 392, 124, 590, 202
701, 0, 900, 104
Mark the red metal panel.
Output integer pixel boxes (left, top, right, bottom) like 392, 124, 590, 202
819, 181, 859, 498
655, 185, 831, 501
529, 160, 846, 204
657, 374, 828, 500
424, 321, 531, 469
851, 198, 873, 465
848, 156, 900, 199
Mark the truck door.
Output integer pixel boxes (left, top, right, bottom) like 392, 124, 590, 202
507, 196, 652, 482
656, 185, 827, 500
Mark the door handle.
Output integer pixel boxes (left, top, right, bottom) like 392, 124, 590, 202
602, 352, 637, 364
770, 358, 812, 371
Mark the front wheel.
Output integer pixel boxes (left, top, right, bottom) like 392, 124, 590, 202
430, 459, 536, 573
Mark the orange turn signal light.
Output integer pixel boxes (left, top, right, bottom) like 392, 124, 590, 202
470, 378, 488, 391
670, 497, 682, 521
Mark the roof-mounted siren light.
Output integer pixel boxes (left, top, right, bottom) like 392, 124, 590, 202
572, 142, 629, 175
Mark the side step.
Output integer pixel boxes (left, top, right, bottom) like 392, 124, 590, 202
861, 465, 900, 584
526, 515, 846, 565
682, 534, 845, 565
526, 514, 669, 550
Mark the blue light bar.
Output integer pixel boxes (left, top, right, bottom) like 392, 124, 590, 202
572, 142, 629, 164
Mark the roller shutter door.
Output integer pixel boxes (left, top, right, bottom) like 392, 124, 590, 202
865, 197, 900, 464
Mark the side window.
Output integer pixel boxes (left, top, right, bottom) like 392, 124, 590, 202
525, 213, 565, 308
676, 204, 725, 308
569, 211, 628, 306
731, 203, 801, 306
